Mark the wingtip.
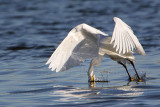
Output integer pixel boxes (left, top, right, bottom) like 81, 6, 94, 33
113, 17, 120, 21
46, 59, 51, 65
137, 48, 146, 56
142, 52, 146, 56
137, 44, 146, 56
113, 17, 117, 19
46, 62, 49, 65
51, 67, 56, 72
51, 68, 54, 71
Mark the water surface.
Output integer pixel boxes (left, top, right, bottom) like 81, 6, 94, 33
0, 0, 160, 106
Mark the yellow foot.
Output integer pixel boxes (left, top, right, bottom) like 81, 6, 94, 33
130, 78, 136, 81
130, 78, 144, 82
138, 79, 143, 82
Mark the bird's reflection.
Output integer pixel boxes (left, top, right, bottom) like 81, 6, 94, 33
51, 85, 98, 102
52, 81, 145, 103
51, 73, 147, 103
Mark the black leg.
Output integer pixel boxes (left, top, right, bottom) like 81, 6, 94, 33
127, 60, 141, 80
118, 61, 132, 81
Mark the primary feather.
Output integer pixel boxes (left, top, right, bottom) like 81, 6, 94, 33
111, 17, 146, 56
46, 23, 108, 72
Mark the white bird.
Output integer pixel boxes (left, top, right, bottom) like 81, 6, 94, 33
46, 17, 146, 82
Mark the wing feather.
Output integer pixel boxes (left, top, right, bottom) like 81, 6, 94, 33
122, 33, 126, 54
46, 23, 108, 72
115, 26, 120, 51
124, 33, 130, 53
111, 17, 146, 56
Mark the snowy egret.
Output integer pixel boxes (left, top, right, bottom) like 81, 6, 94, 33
46, 17, 146, 82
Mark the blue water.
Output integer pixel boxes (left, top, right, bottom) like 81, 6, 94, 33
0, 0, 160, 106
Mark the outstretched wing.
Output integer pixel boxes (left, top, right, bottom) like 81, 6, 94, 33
46, 23, 108, 72
111, 17, 146, 56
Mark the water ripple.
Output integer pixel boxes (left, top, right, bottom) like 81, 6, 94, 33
0, 0, 160, 107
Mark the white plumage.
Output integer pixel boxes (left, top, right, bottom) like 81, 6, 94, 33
46, 17, 146, 81
111, 17, 145, 55
46, 23, 107, 72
